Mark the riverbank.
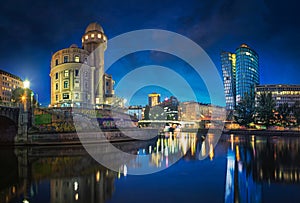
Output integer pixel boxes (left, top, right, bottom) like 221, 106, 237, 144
226, 129, 300, 136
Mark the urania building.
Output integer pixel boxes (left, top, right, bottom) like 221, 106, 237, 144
50, 22, 116, 108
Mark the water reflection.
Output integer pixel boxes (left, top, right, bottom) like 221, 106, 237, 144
225, 134, 300, 203
0, 146, 117, 203
1, 133, 300, 202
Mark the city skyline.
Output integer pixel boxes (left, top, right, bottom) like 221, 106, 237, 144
0, 0, 299, 106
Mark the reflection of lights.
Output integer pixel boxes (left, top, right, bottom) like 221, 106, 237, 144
235, 145, 240, 162
201, 141, 206, 157
165, 146, 168, 156
118, 170, 121, 179
124, 165, 127, 177
75, 193, 79, 201
225, 149, 235, 202
238, 162, 243, 172
96, 171, 100, 182
230, 134, 234, 150
209, 144, 214, 161
166, 156, 169, 167
12, 186, 16, 194
279, 170, 282, 179
74, 181, 78, 191
149, 145, 152, 154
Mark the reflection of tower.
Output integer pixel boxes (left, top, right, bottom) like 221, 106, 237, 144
224, 140, 262, 203
224, 149, 235, 203
50, 170, 115, 203
82, 22, 107, 105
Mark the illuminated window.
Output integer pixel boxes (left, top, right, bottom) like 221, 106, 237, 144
64, 81, 69, 88
103, 35, 107, 41
85, 35, 88, 40
97, 33, 101, 38
75, 56, 80, 62
75, 80, 80, 88
91, 34, 95, 38
64, 70, 69, 77
63, 93, 69, 99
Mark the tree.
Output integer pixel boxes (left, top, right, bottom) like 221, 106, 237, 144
143, 105, 150, 120
292, 101, 300, 126
11, 87, 37, 106
256, 92, 276, 128
11, 87, 26, 103
276, 103, 291, 127
234, 91, 256, 127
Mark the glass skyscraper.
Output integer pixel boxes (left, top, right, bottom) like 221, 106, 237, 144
221, 52, 236, 110
221, 44, 259, 110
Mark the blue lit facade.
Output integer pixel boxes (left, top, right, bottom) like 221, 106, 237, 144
221, 44, 259, 110
221, 52, 236, 110
235, 44, 259, 103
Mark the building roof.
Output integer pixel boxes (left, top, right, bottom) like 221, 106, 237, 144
0, 69, 23, 81
85, 22, 104, 33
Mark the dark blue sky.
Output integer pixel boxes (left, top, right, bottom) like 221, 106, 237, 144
0, 0, 299, 106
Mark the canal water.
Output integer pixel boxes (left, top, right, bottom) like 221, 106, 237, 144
1, 133, 300, 203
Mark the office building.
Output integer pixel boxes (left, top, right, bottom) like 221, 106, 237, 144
255, 84, 300, 108
148, 93, 160, 107
222, 44, 259, 109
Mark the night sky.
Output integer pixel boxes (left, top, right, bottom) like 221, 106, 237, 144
0, 0, 299, 106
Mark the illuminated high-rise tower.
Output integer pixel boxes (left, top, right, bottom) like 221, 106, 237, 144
221, 52, 236, 110
221, 44, 259, 110
235, 44, 259, 103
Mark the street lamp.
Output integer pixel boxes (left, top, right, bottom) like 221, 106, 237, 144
23, 80, 30, 112
24, 80, 30, 89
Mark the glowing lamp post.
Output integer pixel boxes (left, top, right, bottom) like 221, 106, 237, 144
23, 80, 30, 111
23, 80, 30, 89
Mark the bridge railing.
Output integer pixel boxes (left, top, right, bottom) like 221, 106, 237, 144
0, 102, 22, 108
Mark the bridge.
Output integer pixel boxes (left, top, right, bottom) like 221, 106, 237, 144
0, 102, 30, 143
138, 119, 199, 128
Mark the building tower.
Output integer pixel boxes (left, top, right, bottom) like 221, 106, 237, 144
235, 44, 259, 103
50, 22, 112, 108
82, 22, 107, 105
148, 93, 160, 107
221, 52, 236, 110
221, 44, 259, 110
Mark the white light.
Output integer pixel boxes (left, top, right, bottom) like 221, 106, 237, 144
124, 165, 127, 177
75, 193, 79, 201
23, 200, 29, 203
24, 80, 30, 89
74, 181, 78, 191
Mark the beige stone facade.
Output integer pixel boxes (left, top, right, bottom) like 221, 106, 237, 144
50, 22, 115, 108
0, 69, 23, 102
